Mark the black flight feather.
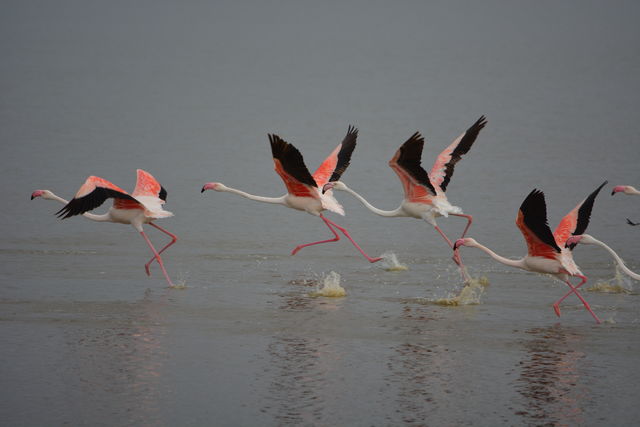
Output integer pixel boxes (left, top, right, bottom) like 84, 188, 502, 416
440, 115, 487, 192
519, 189, 561, 253
269, 134, 317, 188
395, 132, 437, 196
55, 188, 137, 219
567, 180, 607, 249
328, 125, 358, 183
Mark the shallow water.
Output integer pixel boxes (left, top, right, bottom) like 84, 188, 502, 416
2, 1, 640, 425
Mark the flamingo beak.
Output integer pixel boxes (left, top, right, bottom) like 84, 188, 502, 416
611, 186, 624, 195
322, 183, 334, 194
31, 190, 43, 200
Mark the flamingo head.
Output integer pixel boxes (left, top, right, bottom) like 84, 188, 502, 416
201, 182, 225, 193
611, 185, 628, 195
31, 190, 54, 200
565, 234, 596, 248
453, 237, 477, 251
322, 181, 346, 194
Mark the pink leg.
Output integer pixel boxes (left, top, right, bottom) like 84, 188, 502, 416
434, 225, 470, 283
144, 222, 178, 276
140, 231, 175, 287
322, 216, 382, 263
552, 275, 601, 324
290, 216, 340, 255
451, 213, 473, 238
291, 215, 382, 263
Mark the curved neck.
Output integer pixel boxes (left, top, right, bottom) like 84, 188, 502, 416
589, 237, 640, 280
470, 241, 527, 270
44, 192, 111, 222
340, 185, 403, 217
221, 186, 285, 205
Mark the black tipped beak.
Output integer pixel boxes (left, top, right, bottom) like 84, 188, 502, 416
611, 191, 616, 196
200, 187, 206, 193
30, 195, 35, 200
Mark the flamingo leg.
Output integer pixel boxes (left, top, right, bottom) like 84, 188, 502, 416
450, 213, 473, 238
322, 215, 382, 263
144, 222, 178, 276
290, 215, 381, 263
140, 231, 175, 288
553, 275, 601, 324
434, 225, 471, 283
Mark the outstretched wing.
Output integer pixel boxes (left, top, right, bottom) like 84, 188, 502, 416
132, 169, 167, 201
313, 125, 357, 187
555, 181, 607, 250
269, 134, 318, 198
516, 189, 561, 259
388, 132, 437, 201
56, 176, 138, 219
429, 115, 487, 192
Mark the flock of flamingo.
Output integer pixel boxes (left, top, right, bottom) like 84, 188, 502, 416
31, 116, 639, 323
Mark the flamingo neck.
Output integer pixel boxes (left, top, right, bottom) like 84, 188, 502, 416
340, 185, 404, 217
587, 236, 640, 281
220, 186, 286, 205
469, 241, 527, 270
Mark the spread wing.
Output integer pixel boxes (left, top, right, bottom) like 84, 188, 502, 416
516, 189, 561, 259
132, 169, 167, 201
313, 125, 357, 187
430, 116, 487, 192
56, 176, 138, 219
388, 132, 437, 201
269, 134, 318, 198
555, 181, 607, 250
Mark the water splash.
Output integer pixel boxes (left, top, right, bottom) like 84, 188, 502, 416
380, 251, 408, 271
309, 271, 346, 297
169, 271, 189, 289
433, 276, 490, 306
587, 266, 633, 294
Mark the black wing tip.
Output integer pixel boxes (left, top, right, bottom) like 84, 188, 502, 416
159, 186, 167, 202
475, 115, 488, 129
346, 124, 358, 136
520, 188, 561, 253
269, 133, 289, 157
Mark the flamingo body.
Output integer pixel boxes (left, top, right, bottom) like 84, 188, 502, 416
202, 127, 380, 262
454, 181, 608, 323
324, 116, 487, 280
32, 169, 178, 287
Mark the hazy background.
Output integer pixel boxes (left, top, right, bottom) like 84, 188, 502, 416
2, 1, 640, 425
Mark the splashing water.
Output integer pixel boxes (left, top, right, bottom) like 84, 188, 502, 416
309, 271, 346, 297
169, 271, 189, 290
587, 265, 633, 294
433, 276, 490, 306
380, 251, 408, 271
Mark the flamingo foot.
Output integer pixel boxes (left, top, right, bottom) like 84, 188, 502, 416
369, 256, 383, 263
553, 303, 561, 317
144, 260, 154, 276
291, 246, 302, 256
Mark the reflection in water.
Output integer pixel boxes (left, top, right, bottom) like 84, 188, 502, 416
261, 286, 342, 424
515, 325, 587, 426
64, 292, 169, 425
385, 303, 441, 426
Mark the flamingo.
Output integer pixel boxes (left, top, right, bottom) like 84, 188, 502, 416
322, 116, 487, 280
31, 169, 178, 287
565, 234, 640, 281
611, 185, 640, 196
201, 127, 381, 262
453, 181, 607, 323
